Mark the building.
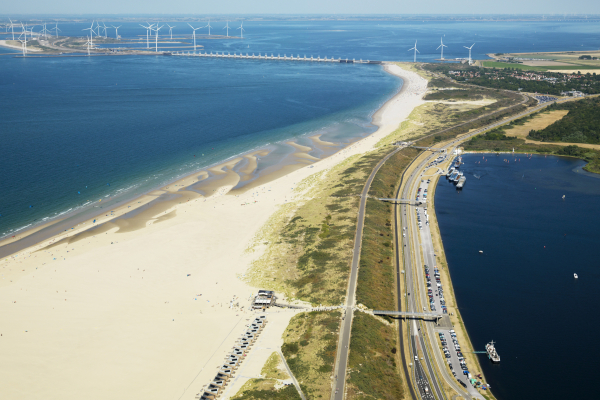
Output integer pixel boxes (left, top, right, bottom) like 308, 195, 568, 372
252, 290, 276, 309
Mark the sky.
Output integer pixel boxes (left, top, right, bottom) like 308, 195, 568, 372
2, 0, 600, 16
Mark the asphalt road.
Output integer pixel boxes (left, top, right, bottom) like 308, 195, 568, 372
399, 155, 446, 400
333, 94, 565, 399
393, 102, 560, 399
331, 147, 401, 400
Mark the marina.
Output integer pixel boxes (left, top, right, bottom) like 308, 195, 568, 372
435, 154, 600, 400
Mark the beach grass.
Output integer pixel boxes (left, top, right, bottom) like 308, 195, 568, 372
262, 352, 290, 380
243, 150, 388, 306
281, 310, 341, 399
346, 312, 404, 400
229, 351, 298, 400
378, 75, 523, 149
355, 147, 419, 311
231, 379, 301, 400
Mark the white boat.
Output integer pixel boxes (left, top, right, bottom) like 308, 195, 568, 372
574, 273, 578, 279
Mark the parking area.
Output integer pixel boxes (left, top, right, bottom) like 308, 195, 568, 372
535, 95, 557, 103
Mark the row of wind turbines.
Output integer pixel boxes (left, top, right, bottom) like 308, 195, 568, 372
80, 20, 247, 53
409, 38, 476, 64
3, 19, 63, 56
184, 21, 245, 52
140, 20, 246, 52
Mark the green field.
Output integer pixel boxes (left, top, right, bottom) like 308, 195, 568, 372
481, 60, 600, 72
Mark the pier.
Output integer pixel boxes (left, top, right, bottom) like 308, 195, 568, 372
170, 51, 382, 64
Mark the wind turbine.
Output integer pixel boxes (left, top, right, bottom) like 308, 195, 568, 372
188, 23, 201, 52
83, 22, 95, 47
102, 22, 109, 38
223, 20, 230, 37
85, 35, 92, 56
237, 22, 245, 39
9, 18, 15, 40
112, 25, 121, 40
408, 40, 419, 63
464, 43, 475, 65
153, 24, 163, 52
18, 23, 28, 56
95, 21, 103, 38
140, 23, 154, 48
204, 18, 212, 36
51, 22, 61, 38
167, 24, 175, 40
437, 37, 448, 60
19, 22, 28, 42
39, 22, 47, 38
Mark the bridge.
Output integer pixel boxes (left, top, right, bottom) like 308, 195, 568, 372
410, 146, 446, 152
373, 310, 443, 321
376, 198, 422, 205
171, 51, 382, 64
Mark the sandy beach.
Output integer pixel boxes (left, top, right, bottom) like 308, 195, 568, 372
0, 40, 43, 52
0, 63, 427, 399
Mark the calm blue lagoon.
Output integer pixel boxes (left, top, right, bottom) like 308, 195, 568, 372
435, 154, 600, 399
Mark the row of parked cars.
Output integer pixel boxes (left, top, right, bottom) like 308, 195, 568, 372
439, 330, 469, 387
424, 265, 448, 314
426, 154, 447, 169
534, 95, 557, 103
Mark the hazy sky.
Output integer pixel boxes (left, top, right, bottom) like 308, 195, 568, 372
3, 0, 600, 16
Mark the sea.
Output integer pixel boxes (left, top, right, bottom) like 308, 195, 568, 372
1, 20, 600, 398
435, 154, 600, 399
2, 19, 600, 239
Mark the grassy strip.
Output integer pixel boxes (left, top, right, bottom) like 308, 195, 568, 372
415, 99, 531, 149
481, 61, 551, 71
482, 60, 600, 71
355, 147, 419, 311
346, 312, 404, 400
231, 352, 300, 400
282, 311, 341, 398
231, 380, 301, 400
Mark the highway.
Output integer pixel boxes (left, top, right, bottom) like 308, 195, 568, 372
333, 93, 565, 399
391, 97, 568, 400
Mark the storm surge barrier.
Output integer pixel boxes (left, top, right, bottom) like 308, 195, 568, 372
171, 51, 382, 64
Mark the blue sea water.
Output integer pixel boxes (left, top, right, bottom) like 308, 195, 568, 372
0, 19, 599, 243
1, 19, 600, 399
3, 19, 600, 61
435, 154, 600, 400
0, 55, 399, 237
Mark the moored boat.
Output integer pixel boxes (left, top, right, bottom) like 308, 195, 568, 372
486, 341, 500, 363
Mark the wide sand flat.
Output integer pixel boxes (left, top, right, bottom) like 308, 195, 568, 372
0, 63, 427, 400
